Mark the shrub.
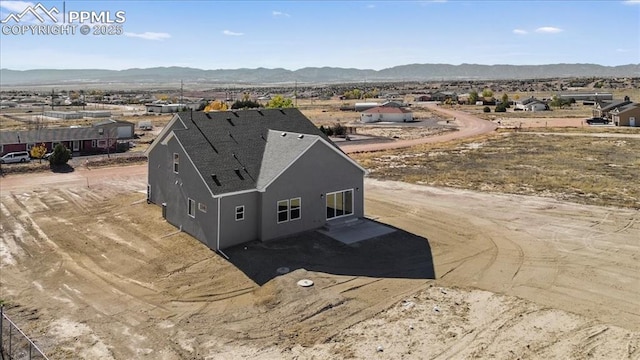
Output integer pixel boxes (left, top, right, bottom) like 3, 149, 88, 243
483, 106, 491, 113
49, 143, 71, 166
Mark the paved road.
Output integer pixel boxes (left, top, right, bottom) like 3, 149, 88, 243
340, 103, 497, 153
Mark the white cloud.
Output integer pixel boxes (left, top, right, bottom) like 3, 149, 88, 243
535, 26, 563, 34
124, 32, 171, 41
616, 48, 631, 52
623, 0, 640, 4
272, 10, 290, 17
223, 30, 243, 36
513, 29, 528, 35
366, 4, 376, 8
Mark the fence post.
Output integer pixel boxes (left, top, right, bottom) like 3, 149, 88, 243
0, 306, 3, 353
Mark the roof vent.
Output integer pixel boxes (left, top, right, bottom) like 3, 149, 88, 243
281, 132, 287, 137
297, 134, 304, 139
206, 113, 212, 119
234, 169, 244, 180
211, 174, 221, 186
226, 117, 234, 126
257, 110, 263, 116
279, 109, 286, 114
232, 153, 238, 159
260, 134, 266, 141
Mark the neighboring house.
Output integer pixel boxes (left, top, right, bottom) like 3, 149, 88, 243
145, 109, 366, 251
0, 120, 134, 156
558, 92, 613, 102
430, 91, 457, 102
514, 97, 547, 111
414, 95, 431, 102
610, 102, 640, 127
360, 106, 413, 123
592, 100, 632, 120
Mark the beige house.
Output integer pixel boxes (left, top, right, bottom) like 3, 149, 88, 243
610, 103, 640, 127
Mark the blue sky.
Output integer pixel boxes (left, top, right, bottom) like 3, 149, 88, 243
1, 0, 638, 70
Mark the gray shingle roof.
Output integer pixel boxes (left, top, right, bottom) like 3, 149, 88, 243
172, 108, 337, 195
256, 129, 319, 189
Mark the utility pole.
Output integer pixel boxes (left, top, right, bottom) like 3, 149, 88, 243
180, 80, 184, 106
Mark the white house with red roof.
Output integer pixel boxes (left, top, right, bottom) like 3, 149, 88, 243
360, 106, 413, 123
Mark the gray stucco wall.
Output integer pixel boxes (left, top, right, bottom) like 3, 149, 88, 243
148, 135, 219, 250
219, 191, 260, 249
259, 141, 364, 241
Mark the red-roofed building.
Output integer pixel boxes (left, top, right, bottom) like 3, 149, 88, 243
360, 106, 413, 123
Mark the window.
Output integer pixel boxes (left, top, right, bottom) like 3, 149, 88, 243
173, 153, 179, 173
277, 200, 288, 223
235, 206, 244, 221
187, 198, 195, 218
198, 202, 207, 213
326, 190, 354, 220
290, 198, 301, 220
92, 140, 97, 147
277, 198, 301, 223
97, 140, 107, 148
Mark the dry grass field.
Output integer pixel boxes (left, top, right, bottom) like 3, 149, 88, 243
353, 132, 640, 209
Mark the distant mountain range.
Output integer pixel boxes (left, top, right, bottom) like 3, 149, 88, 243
1, 63, 638, 87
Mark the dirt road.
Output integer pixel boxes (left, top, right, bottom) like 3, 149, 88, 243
340, 103, 497, 153
1, 167, 638, 359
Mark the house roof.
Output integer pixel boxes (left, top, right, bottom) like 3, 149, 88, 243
599, 100, 632, 111
167, 108, 356, 196
0, 126, 118, 145
611, 102, 639, 114
362, 106, 412, 114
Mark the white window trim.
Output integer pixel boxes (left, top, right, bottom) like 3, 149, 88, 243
277, 200, 289, 223
290, 197, 301, 221
235, 205, 245, 221
198, 202, 207, 213
173, 152, 179, 174
187, 198, 195, 218
326, 189, 354, 220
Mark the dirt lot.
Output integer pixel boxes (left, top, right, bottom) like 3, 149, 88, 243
1, 165, 638, 359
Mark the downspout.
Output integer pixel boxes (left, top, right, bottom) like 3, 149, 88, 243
216, 196, 230, 260
216, 196, 221, 251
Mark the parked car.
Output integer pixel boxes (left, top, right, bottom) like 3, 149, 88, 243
586, 117, 609, 125
0, 151, 31, 164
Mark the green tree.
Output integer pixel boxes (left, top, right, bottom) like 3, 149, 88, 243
231, 99, 261, 109
495, 103, 507, 112
482, 88, 494, 98
30, 143, 47, 163
265, 95, 294, 108
468, 91, 479, 105
501, 93, 509, 106
343, 89, 362, 100
49, 143, 71, 166
483, 106, 491, 113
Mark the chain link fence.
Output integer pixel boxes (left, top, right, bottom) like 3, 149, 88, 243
0, 307, 49, 360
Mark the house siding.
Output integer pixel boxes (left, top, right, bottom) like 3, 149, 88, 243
219, 192, 260, 249
613, 106, 640, 127
148, 135, 219, 249
260, 141, 364, 241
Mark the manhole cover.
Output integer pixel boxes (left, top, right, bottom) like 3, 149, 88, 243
276, 267, 290, 274
297, 279, 314, 287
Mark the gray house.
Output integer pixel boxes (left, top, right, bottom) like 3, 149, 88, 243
146, 109, 366, 251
